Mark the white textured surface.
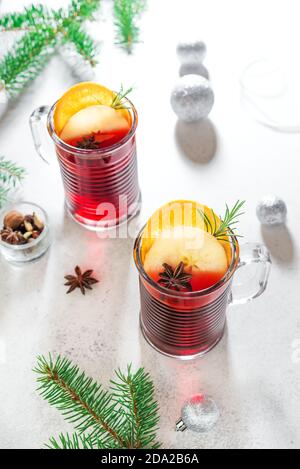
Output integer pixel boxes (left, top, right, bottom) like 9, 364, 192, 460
0, 0, 300, 449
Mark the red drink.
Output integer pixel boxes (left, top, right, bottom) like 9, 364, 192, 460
134, 227, 239, 359
30, 82, 140, 230
134, 200, 271, 359
49, 103, 139, 229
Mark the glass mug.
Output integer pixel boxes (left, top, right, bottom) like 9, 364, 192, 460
29, 99, 140, 230
134, 229, 271, 359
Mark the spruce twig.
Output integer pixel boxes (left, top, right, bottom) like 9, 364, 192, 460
0, 1, 101, 98
61, 22, 98, 67
114, 0, 146, 52
0, 156, 26, 207
34, 354, 161, 449
111, 365, 160, 449
0, 156, 26, 186
46, 432, 105, 449
0, 5, 53, 32
0, 28, 57, 98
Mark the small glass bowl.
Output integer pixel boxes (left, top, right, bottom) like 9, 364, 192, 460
0, 202, 51, 264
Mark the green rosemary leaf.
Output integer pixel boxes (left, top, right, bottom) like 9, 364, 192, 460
197, 200, 245, 241
111, 84, 133, 110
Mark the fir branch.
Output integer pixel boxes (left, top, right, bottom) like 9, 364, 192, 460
111, 365, 160, 449
0, 1, 101, 96
34, 355, 129, 449
0, 186, 9, 208
0, 28, 57, 97
114, 0, 146, 52
61, 22, 98, 66
67, 0, 102, 23
198, 200, 245, 242
0, 156, 26, 186
34, 354, 160, 449
0, 4, 52, 32
0, 156, 26, 207
46, 432, 104, 449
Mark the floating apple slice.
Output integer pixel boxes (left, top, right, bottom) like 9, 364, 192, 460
143, 225, 228, 290
141, 200, 231, 265
60, 104, 130, 142
53, 81, 131, 137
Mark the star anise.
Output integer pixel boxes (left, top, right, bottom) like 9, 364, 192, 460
76, 135, 100, 150
64, 266, 99, 295
158, 262, 193, 292
0, 228, 26, 245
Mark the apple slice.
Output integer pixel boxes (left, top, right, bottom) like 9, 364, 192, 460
141, 200, 232, 266
60, 104, 130, 142
143, 225, 228, 278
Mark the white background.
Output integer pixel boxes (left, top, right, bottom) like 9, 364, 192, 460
0, 0, 300, 449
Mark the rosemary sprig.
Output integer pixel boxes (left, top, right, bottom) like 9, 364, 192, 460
111, 84, 133, 110
198, 200, 245, 242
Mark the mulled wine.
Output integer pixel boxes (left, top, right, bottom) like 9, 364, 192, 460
31, 82, 140, 230
134, 200, 271, 359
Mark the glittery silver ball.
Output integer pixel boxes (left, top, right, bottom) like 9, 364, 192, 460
171, 75, 214, 122
181, 395, 220, 433
179, 62, 209, 79
177, 40, 207, 64
256, 195, 287, 226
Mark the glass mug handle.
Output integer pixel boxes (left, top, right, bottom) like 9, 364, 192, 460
29, 105, 52, 164
229, 243, 271, 306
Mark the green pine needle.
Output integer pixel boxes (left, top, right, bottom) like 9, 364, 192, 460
0, 5, 53, 32
0, 156, 26, 207
111, 365, 160, 449
67, 0, 102, 22
34, 354, 160, 449
0, 186, 9, 207
61, 22, 99, 67
0, 1, 101, 97
0, 156, 26, 186
46, 432, 105, 449
114, 0, 146, 52
198, 200, 246, 242
0, 28, 58, 98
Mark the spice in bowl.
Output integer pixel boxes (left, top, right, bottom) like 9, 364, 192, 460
1, 210, 44, 245
0, 202, 50, 264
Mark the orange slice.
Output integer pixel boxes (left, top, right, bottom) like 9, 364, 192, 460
53, 81, 131, 137
141, 200, 233, 265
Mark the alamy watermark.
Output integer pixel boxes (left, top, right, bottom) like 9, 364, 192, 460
94, 198, 209, 243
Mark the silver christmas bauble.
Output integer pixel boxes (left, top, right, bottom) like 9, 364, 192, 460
256, 195, 287, 226
179, 62, 209, 79
176, 394, 220, 433
177, 40, 207, 65
171, 75, 214, 122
